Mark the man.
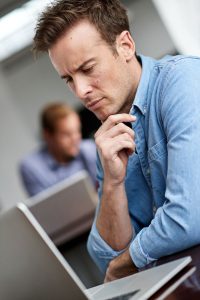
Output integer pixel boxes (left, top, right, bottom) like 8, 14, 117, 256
33, 0, 200, 282
20, 102, 97, 196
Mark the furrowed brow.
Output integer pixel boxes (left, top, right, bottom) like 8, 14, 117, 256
61, 58, 95, 79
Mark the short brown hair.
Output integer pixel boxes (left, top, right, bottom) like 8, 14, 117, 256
33, 0, 129, 54
41, 102, 76, 133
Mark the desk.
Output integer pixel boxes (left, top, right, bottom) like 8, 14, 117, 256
144, 245, 200, 299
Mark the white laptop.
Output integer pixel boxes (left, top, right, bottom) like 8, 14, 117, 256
0, 203, 192, 300
25, 170, 97, 245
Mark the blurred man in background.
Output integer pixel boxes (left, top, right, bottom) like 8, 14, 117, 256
19, 102, 96, 197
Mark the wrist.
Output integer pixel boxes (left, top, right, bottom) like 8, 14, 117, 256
103, 181, 125, 194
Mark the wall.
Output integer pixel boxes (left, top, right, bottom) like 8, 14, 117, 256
0, 67, 37, 210
153, 0, 200, 56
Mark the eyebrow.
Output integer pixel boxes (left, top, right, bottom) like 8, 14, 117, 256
61, 58, 95, 79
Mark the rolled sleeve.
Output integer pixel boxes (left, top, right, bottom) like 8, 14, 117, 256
129, 230, 157, 268
87, 220, 129, 273
87, 218, 155, 270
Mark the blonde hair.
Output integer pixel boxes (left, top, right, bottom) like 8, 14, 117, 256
41, 102, 76, 133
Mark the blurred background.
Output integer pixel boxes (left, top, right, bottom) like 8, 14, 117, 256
0, 0, 199, 211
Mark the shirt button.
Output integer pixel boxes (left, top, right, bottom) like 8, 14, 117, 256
146, 168, 150, 175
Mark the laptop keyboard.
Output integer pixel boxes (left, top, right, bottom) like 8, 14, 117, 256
106, 290, 140, 300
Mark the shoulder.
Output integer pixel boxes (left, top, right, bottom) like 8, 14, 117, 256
160, 56, 200, 105
155, 54, 200, 70
79, 139, 97, 167
19, 146, 46, 173
155, 56, 200, 135
80, 139, 96, 153
156, 55, 200, 86
150, 55, 200, 112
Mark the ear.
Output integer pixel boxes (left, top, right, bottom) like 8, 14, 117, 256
116, 31, 135, 62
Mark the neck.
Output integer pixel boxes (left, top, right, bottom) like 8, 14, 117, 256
129, 55, 142, 106
121, 57, 142, 114
119, 96, 134, 114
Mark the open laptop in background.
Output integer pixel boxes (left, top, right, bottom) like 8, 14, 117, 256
25, 170, 97, 245
0, 203, 192, 300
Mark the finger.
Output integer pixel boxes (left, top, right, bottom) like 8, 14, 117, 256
96, 122, 135, 141
95, 114, 136, 138
95, 113, 136, 137
115, 140, 135, 157
98, 133, 135, 160
104, 272, 112, 283
112, 134, 135, 155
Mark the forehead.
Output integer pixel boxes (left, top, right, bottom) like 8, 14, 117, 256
49, 20, 105, 72
55, 113, 80, 129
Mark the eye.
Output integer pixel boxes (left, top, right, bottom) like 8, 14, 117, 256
65, 76, 72, 84
82, 65, 94, 74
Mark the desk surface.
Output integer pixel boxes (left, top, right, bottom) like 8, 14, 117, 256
144, 244, 200, 299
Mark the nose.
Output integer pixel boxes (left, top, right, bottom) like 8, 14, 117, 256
73, 76, 92, 101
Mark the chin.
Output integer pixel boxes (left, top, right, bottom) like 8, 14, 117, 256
68, 150, 80, 158
95, 110, 111, 122
101, 104, 125, 121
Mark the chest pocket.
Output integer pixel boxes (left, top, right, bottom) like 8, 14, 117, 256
148, 137, 167, 163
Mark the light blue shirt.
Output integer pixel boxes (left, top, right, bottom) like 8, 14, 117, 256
87, 54, 200, 273
20, 139, 97, 197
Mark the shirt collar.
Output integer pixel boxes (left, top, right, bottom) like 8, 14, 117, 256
130, 55, 156, 115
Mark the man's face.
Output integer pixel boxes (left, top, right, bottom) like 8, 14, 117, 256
45, 113, 81, 160
49, 20, 139, 122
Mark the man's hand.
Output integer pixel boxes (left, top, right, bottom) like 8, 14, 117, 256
95, 114, 136, 186
105, 249, 137, 282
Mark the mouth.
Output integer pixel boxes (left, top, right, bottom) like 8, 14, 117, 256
86, 98, 103, 110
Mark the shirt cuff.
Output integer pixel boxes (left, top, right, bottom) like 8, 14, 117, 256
129, 228, 157, 268
87, 221, 130, 273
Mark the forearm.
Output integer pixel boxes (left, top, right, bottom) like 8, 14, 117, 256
96, 181, 133, 251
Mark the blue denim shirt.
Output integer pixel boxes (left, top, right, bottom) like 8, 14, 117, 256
87, 54, 200, 273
